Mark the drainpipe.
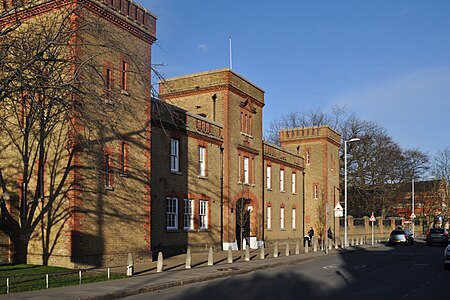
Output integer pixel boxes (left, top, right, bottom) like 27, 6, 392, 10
212, 94, 217, 122
220, 146, 224, 250
302, 171, 306, 239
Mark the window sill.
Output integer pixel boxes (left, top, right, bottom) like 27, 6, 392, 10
280, 190, 285, 193
292, 192, 297, 195
280, 228, 286, 231
240, 132, 254, 139
171, 171, 182, 175
119, 173, 129, 178
266, 188, 272, 191
166, 229, 181, 232
120, 89, 130, 96
266, 228, 272, 231
197, 175, 208, 180
105, 185, 114, 191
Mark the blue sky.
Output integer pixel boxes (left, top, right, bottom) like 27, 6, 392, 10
143, 0, 450, 157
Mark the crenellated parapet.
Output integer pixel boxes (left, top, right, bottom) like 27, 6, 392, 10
279, 125, 340, 147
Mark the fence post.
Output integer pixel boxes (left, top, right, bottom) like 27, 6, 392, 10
46, 274, 49, 289
79, 270, 82, 285
6, 278, 9, 294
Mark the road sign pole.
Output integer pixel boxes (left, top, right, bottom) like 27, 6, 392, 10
371, 221, 374, 246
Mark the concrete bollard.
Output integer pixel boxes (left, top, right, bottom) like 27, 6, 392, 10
185, 248, 192, 269
340, 237, 344, 248
228, 246, 233, 264
245, 247, 250, 261
335, 240, 339, 250
156, 252, 164, 273
207, 247, 214, 266
356, 236, 359, 245
260, 244, 265, 259
274, 242, 279, 258
285, 242, 290, 257
126, 253, 134, 277
351, 238, 355, 246
328, 241, 332, 250
305, 242, 309, 253
320, 240, 324, 251
295, 240, 300, 255
313, 239, 317, 252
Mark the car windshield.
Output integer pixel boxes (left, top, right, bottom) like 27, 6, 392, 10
430, 228, 445, 234
391, 230, 405, 235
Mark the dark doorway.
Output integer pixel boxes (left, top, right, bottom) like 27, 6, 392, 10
236, 198, 250, 250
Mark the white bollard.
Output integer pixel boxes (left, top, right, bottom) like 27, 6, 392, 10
207, 247, 214, 266
46, 274, 49, 289
185, 248, 192, 269
313, 239, 318, 252
295, 240, 300, 255
245, 247, 250, 261
79, 270, 82, 285
127, 253, 134, 276
274, 242, 279, 258
305, 243, 309, 253
156, 252, 164, 272
260, 244, 265, 260
228, 246, 233, 263
285, 242, 290, 257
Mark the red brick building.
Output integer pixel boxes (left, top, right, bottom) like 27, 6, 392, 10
155, 69, 340, 253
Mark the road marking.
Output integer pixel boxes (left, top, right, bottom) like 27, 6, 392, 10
323, 264, 367, 270
413, 263, 429, 266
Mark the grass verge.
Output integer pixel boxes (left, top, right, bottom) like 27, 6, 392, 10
0, 264, 127, 294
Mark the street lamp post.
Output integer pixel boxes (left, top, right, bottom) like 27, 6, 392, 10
344, 138, 360, 248
411, 177, 415, 235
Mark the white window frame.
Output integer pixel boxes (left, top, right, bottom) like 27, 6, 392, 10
166, 197, 178, 230
280, 169, 285, 192
199, 200, 208, 229
267, 206, 272, 229
292, 208, 296, 229
198, 146, 206, 176
170, 138, 179, 172
183, 199, 194, 230
292, 172, 296, 194
314, 185, 319, 199
266, 165, 271, 189
243, 156, 249, 184
280, 207, 285, 230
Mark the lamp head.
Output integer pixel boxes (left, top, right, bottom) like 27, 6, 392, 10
348, 138, 360, 143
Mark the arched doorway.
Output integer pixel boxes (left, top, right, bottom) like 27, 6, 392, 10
235, 197, 251, 250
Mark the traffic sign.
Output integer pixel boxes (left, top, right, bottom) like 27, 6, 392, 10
410, 213, 416, 219
334, 203, 343, 217
369, 212, 376, 222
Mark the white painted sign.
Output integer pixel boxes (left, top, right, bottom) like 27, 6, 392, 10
369, 212, 376, 222
334, 203, 343, 217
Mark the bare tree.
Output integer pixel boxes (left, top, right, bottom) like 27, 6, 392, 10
433, 147, 450, 183
0, 5, 154, 264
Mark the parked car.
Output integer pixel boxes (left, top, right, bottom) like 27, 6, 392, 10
445, 244, 450, 270
388, 229, 414, 246
426, 228, 449, 246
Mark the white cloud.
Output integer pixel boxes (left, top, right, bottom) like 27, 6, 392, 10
197, 43, 209, 52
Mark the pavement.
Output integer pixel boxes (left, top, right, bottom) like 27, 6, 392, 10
1, 242, 379, 300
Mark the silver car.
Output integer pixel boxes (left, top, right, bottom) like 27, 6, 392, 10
388, 229, 414, 246
444, 244, 450, 270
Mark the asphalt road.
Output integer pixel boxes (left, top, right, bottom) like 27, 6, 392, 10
121, 241, 449, 300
